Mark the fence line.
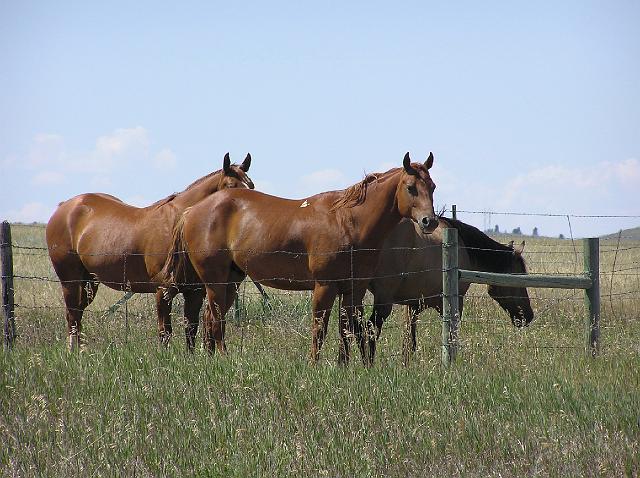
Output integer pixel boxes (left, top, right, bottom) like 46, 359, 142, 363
440, 229, 601, 366
2, 216, 639, 357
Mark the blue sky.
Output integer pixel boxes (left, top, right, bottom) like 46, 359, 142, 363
1, 1, 639, 237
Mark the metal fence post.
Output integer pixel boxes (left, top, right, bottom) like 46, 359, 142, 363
1, 221, 16, 349
442, 228, 459, 366
584, 237, 600, 356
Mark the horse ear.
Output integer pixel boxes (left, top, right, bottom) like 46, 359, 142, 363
424, 152, 434, 169
508, 240, 514, 249
514, 240, 525, 255
403, 152, 416, 175
240, 153, 251, 172
223, 152, 231, 174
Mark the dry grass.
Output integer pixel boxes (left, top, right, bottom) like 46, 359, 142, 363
1, 224, 639, 477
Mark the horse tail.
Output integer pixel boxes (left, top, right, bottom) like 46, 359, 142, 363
158, 211, 194, 289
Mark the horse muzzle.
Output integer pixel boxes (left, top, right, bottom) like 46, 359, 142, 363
418, 215, 438, 234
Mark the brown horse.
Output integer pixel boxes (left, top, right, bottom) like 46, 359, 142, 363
161, 152, 438, 364
367, 217, 534, 362
46, 153, 254, 350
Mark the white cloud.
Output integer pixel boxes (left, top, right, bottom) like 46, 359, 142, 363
79, 126, 150, 173
438, 158, 640, 237
95, 126, 149, 157
11, 127, 180, 182
611, 158, 640, 185
498, 159, 640, 213
153, 148, 177, 171
5, 202, 54, 223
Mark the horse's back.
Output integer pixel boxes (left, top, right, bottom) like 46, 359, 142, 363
47, 193, 133, 248
185, 188, 329, 250
181, 188, 345, 289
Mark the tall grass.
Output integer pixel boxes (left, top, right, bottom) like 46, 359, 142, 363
1, 224, 639, 476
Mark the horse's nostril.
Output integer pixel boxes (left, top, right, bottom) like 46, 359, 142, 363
422, 217, 433, 228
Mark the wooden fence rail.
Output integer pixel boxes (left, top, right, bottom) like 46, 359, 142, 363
441, 229, 600, 366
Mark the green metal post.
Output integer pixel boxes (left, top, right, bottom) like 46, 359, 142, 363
584, 238, 600, 356
442, 228, 459, 366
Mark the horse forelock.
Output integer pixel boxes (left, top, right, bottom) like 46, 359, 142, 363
409, 162, 434, 186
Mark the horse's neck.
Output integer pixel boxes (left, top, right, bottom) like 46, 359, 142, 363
168, 172, 222, 210
348, 172, 402, 247
466, 241, 509, 273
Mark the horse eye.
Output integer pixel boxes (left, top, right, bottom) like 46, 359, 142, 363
407, 185, 417, 195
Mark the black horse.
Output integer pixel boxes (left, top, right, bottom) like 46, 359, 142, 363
365, 217, 534, 362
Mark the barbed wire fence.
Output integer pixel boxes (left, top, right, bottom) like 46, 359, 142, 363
1, 208, 639, 362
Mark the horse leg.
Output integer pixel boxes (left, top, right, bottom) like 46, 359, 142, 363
183, 289, 204, 353
310, 284, 338, 363
339, 287, 367, 366
214, 282, 239, 351
61, 276, 98, 352
368, 303, 392, 364
155, 289, 173, 347
203, 283, 235, 355
351, 308, 363, 365
402, 305, 420, 366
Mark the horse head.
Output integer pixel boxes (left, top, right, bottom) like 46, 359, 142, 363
487, 241, 535, 327
397, 152, 438, 234
220, 152, 255, 190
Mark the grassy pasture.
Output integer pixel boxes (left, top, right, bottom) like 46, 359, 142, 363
1, 224, 639, 477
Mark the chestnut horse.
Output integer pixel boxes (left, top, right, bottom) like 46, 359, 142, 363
367, 217, 534, 362
46, 153, 254, 350
161, 153, 438, 364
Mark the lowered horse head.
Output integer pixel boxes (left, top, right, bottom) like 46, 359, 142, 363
487, 240, 535, 327
398, 152, 438, 234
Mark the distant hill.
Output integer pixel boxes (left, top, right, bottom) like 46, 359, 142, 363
601, 226, 640, 240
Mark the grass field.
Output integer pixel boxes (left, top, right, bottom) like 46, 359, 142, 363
1, 223, 639, 477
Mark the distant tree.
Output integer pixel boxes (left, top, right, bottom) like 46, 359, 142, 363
512, 227, 522, 235
494, 225, 500, 234
532, 227, 539, 237
559, 233, 565, 239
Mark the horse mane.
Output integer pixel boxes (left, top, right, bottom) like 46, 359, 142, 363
329, 170, 395, 212
149, 193, 178, 208
148, 169, 224, 209
440, 217, 527, 273
182, 169, 222, 191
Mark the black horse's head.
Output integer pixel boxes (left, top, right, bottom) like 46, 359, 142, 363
487, 240, 534, 327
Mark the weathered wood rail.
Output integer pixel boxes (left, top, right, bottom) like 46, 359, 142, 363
441, 228, 600, 366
